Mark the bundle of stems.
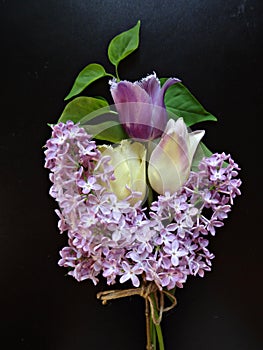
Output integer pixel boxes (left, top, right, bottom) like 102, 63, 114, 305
97, 278, 177, 350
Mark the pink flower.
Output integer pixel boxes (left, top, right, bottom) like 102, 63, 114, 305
110, 73, 180, 140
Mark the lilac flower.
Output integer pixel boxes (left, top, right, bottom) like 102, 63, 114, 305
158, 269, 180, 289
202, 189, 219, 207
119, 261, 143, 287
213, 205, 231, 220
58, 246, 82, 268
163, 240, 188, 266
77, 176, 101, 194
210, 167, 226, 182
110, 73, 180, 140
55, 209, 69, 233
102, 260, 120, 285
155, 223, 176, 245
206, 217, 224, 235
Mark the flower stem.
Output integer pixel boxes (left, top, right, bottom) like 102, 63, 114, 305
150, 313, 157, 349
154, 322, 165, 350
145, 297, 152, 350
146, 296, 165, 350
149, 293, 165, 350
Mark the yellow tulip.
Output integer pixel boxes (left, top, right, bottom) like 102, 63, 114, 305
99, 140, 147, 205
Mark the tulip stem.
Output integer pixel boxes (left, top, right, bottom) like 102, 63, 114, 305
147, 186, 154, 208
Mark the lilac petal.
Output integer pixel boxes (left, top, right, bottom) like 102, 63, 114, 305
171, 240, 179, 250
171, 255, 179, 266
120, 273, 130, 284
160, 275, 170, 286
131, 274, 140, 287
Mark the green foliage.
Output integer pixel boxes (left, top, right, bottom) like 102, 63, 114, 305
160, 79, 217, 127
108, 21, 140, 70
58, 96, 109, 124
58, 22, 143, 142
82, 121, 128, 143
64, 64, 111, 101
57, 22, 217, 149
191, 142, 213, 171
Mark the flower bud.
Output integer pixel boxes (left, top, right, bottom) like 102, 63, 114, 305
148, 118, 205, 195
110, 73, 180, 141
99, 140, 147, 205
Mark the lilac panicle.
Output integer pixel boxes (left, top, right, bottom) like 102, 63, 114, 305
44, 122, 241, 290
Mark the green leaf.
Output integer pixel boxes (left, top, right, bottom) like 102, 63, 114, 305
191, 142, 213, 171
58, 96, 109, 124
108, 20, 140, 67
83, 121, 128, 143
79, 108, 118, 125
64, 64, 111, 100
160, 79, 217, 127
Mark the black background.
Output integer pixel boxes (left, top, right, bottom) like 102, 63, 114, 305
1, 1, 262, 349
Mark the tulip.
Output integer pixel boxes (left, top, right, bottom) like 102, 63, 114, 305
148, 118, 205, 195
99, 140, 147, 205
110, 73, 180, 140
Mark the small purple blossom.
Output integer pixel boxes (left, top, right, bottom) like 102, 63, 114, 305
119, 261, 143, 287
77, 177, 101, 194
163, 240, 188, 266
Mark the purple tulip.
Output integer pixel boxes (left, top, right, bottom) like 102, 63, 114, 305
110, 73, 180, 140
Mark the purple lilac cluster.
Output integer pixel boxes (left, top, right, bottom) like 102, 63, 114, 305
44, 121, 241, 290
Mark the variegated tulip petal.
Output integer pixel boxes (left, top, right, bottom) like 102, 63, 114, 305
148, 118, 204, 195
156, 77, 181, 107
110, 74, 180, 140
188, 130, 205, 162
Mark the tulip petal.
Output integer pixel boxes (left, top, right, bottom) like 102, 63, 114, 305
99, 140, 147, 205
188, 130, 205, 162
148, 120, 189, 194
138, 75, 179, 138
155, 78, 181, 107
110, 75, 180, 141
111, 80, 150, 104
137, 73, 161, 103
161, 118, 189, 168
110, 81, 153, 139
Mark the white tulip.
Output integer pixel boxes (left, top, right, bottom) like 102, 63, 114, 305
148, 118, 205, 195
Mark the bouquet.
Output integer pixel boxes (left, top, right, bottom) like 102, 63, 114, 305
44, 21, 241, 349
